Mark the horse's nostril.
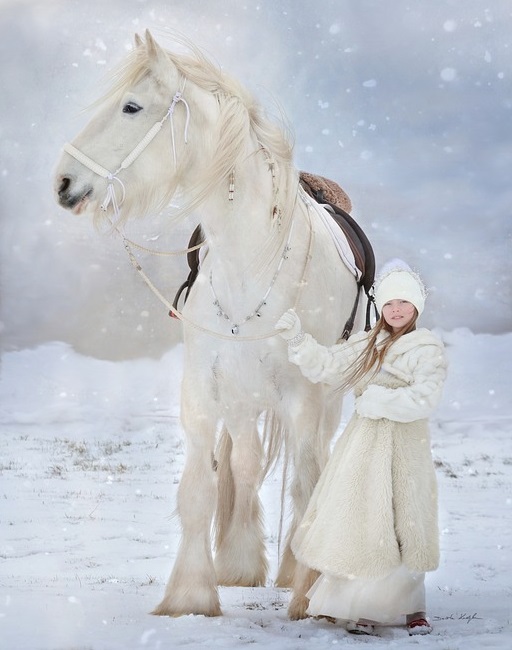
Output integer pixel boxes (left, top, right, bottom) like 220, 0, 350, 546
58, 176, 71, 196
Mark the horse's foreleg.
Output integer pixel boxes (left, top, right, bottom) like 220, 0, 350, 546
153, 398, 220, 617
214, 422, 268, 586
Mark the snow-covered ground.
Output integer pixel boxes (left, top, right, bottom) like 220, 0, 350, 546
1, 328, 511, 649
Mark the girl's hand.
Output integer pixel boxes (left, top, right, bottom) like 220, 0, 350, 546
275, 309, 303, 341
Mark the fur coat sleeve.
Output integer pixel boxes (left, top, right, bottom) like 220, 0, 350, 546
287, 330, 370, 386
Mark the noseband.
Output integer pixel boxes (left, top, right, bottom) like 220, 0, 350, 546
63, 78, 190, 216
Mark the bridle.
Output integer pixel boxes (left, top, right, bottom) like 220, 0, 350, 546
63, 79, 190, 218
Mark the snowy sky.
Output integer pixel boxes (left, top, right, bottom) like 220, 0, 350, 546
1, 0, 511, 359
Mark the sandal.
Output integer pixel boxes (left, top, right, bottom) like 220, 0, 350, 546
346, 621, 376, 636
407, 618, 433, 635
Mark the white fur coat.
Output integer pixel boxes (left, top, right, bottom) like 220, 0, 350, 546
288, 327, 447, 579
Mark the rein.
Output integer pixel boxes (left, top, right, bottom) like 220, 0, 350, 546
108, 218, 205, 258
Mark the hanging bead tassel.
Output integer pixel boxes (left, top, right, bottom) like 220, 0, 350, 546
228, 169, 235, 201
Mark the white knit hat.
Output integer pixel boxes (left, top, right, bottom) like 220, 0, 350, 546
374, 258, 427, 315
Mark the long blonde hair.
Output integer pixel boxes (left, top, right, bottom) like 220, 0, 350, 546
337, 310, 418, 393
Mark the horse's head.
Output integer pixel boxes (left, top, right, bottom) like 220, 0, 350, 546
53, 30, 221, 223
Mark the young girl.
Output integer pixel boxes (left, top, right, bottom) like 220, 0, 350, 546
275, 259, 447, 636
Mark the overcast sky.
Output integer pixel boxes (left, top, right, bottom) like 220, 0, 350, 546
1, 0, 511, 359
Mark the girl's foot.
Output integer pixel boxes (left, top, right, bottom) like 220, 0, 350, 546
407, 618, 433, 635
346, 620, 376, 636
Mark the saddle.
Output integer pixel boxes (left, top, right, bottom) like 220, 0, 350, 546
171, 172, 376, 338
299, 172, 377, 338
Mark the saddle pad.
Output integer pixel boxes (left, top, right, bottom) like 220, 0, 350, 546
302, 188, 362, 282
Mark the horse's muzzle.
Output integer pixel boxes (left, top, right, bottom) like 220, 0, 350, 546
56, 175, 93, 214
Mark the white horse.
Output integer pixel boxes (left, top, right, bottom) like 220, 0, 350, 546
54, 30, 367, 620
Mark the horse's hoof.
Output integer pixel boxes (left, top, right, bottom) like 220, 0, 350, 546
151, 595, 222, 618
287, 594, 309, 620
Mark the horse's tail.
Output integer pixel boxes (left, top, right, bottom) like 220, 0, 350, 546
263, 412, 290, 572
214, 425, 235, 551
261, 410, 287, 479
213, 413, 287, 553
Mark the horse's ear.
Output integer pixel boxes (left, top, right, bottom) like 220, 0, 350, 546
134, 32, 144, 49
145, 29, 166, 62
144, 29, 175, 84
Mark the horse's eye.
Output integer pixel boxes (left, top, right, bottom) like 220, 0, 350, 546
122, 102, 142, 114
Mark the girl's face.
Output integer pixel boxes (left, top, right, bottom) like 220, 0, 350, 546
381, 299, 417, 332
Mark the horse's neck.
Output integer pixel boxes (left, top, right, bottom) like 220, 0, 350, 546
200, 153, 288, 275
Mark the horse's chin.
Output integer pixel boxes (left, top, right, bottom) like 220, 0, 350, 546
71, 197, 91, 215
57, 187, 94, 216
68, 196, 106, 222
75, 194, 110, 220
